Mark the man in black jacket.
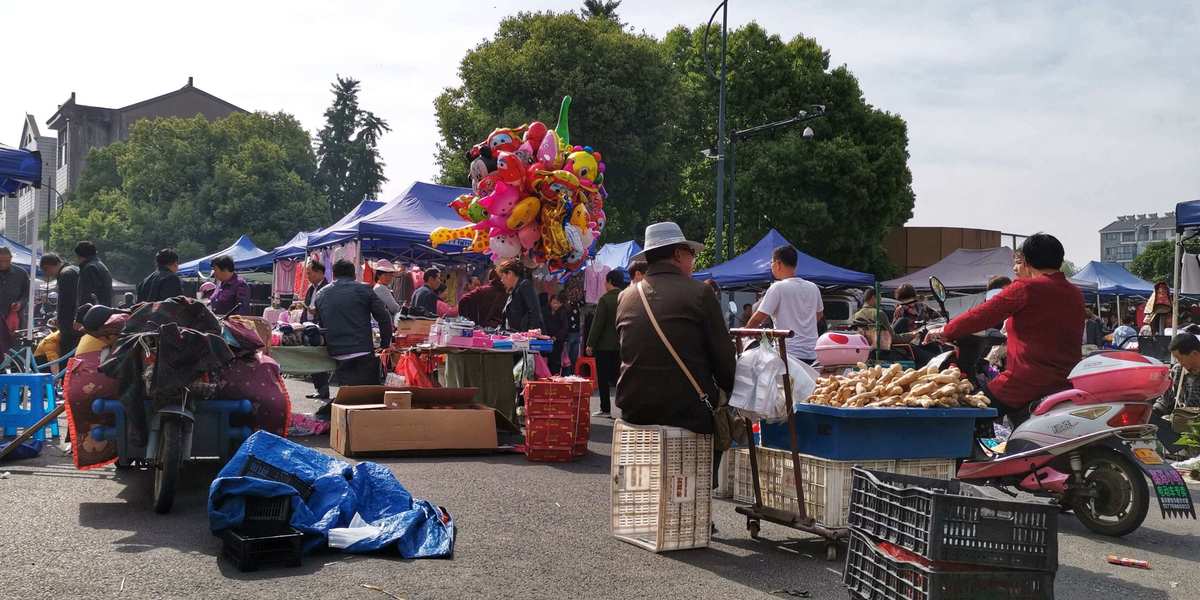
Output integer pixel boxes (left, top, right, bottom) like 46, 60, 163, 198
75, 241, 113, 308
301, 259, 331, 399
313, 259, 392, 416
39, 253, 82, 354
137, 248, 183, 303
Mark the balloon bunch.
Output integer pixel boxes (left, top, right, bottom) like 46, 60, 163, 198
430, 96, 607, 272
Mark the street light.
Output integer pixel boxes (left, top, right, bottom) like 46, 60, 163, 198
702, 0, 729, 262
724, 105, 827, 259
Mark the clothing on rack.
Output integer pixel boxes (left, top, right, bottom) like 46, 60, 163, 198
584, 264, 610, 304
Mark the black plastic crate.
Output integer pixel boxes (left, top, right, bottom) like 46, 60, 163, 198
221, 525, 303, 572
241, 496, 292, 534
844, 529, 1054, 600
848, 468, 1058, 572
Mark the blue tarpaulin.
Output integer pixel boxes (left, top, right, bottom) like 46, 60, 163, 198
178, 235, 271, 276
0, 235, 36, 273
0, 145, 41, 195
695, 229, 874, 287
592, 241, 642, 270
208, 432, 455, 557
274, 200, 386, 261
308, 182, 472, 251
1073, 261, 1154, 296
1177, 200, 1200, 233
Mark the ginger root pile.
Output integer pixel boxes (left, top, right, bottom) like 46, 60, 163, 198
807, 363, 991, 409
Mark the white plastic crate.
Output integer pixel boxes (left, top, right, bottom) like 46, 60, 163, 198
713, 448, 735, 499
611, 419, 713, 552
732, 447, 954, 528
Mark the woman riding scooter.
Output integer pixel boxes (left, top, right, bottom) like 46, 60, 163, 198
928, 233, 1085, 426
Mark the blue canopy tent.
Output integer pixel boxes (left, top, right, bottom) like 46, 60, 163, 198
178, 235, 271, 277
1073, 261, 1153, 297
592, 241, 642, 270
308, 182, 485, 263
0, 235, 35, 273
274, 200, 385, 262
695, 229, 874, 288
0, 145, 41, 195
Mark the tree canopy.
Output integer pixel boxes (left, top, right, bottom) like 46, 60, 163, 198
315, 76, 391, 219
433, 11, 682, 242
1129, 240, 1200, 284
434, 13, 914, 275
52, 112, 326, 282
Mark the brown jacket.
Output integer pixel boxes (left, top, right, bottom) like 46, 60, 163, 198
615, 262, 736, 434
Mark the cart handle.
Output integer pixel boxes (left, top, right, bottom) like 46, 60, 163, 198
730, 327, 794, 339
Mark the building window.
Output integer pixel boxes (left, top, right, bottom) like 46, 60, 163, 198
1104, 232, 1121, 242
1153, 229, 1167, 240
1121, 231, 1135, 243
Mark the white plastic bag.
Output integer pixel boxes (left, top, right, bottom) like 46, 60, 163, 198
730, 342, 788, 422
785, 357, 818, 410
328, 513, 382, 549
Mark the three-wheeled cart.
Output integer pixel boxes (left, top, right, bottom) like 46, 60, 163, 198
729, 327, 847, 561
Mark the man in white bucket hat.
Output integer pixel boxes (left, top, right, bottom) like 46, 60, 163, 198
614, 222, 735, 434
371, 259, 402, 317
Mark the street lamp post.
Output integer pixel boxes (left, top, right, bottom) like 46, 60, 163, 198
725, 107, 826, 259
703, 1, 729, 263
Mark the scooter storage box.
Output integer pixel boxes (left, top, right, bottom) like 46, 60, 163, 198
759, 404, 995, 460
815, 332, 870, 367
847, 468, 1058, 573
1067, 351, 1170, 402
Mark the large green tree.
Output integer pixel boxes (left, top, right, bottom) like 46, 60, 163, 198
658, 23, 915, 274
1130, 240, 1200, 284
315, 76, 391, 218
433, 11, 682, 242
52, 112, 326, 282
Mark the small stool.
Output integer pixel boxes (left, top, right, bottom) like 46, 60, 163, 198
574, 356, 598, 389
0, 373, 58, 440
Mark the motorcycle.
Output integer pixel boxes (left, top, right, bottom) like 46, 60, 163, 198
926, 276, 1196, 536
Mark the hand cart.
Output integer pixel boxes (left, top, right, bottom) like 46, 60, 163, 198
729, 327, 848, 561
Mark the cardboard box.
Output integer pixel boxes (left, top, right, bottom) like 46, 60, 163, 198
331, 386, 498, 456
383, 391, 412, 409
394, 319, 435, 335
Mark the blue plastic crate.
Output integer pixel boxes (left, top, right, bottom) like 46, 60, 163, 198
760, 404, 996, 460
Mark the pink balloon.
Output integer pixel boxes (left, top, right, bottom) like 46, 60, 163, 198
478, 181, 519, 217
518, 224, 540, 249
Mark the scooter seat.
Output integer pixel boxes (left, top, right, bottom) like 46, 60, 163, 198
1032, 388, 1092, 416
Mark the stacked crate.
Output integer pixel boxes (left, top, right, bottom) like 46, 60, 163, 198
843, 468, 1058, 600
610, 419, 712, 552
522, 379, 592, 462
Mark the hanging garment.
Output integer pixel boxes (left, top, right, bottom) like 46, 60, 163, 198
584, 265, 610, 304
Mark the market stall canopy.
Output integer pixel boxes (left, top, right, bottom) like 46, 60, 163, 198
1176, 199, 1200, 232
883, 247, 1017, 292
0, 145, 41, 195
1073, 261, 1154, 296
592, 241, 642, 270
273, 199, 385, 261
178, 235, 271, 277
307, 182, 472, 251
0, 235, 35, 272
694, 229, 874, 287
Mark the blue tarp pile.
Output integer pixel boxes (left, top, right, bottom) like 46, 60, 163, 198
208, 432, 455, 557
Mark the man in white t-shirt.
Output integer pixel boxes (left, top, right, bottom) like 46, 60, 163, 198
746, 245, 823, 362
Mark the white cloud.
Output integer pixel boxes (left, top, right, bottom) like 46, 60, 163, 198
2, 0, 1196, 265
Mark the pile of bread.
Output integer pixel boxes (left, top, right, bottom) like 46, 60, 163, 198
807, 363, 991, 409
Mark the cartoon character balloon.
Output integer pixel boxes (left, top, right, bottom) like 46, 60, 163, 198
431, 96, 607, 274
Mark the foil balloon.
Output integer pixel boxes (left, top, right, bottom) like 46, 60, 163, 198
430, 225, 477, 247
537, 130, 562, 170
494, 151, 525, 186
564, 225, 585, 263
523, 121, 547, 150
466, 198, 487, 223
506, 196, 541, 230
517, 224, 540, 249
477, 181, 519, 218
467, 229, 490, 253
566, 150, 600, 183
486, 127, 524, 153
489, 233, 521, 260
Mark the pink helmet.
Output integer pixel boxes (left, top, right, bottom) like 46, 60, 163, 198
199, 281, 217, 299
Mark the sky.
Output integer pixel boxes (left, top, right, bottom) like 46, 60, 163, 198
3, 0, 1197, 265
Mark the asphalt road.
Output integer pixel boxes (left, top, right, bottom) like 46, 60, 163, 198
0, 378, 1196, 600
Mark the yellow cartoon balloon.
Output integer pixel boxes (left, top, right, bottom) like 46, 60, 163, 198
506, 196, 541, 231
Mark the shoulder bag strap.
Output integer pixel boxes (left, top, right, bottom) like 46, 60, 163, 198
636, 281, 712, 409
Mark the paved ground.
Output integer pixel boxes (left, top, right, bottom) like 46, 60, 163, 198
0, 378, 1196, 599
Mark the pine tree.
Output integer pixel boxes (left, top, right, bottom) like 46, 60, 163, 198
315, 76, 391, 218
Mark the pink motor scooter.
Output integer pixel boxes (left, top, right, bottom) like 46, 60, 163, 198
926, 276, 1195, 537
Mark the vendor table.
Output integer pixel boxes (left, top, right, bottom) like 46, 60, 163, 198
271, 346, 337, 375
410, 345, 523, 428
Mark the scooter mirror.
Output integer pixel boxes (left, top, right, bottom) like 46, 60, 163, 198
929, 276, 948, 303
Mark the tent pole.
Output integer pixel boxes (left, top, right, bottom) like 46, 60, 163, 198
1117, 295, 1121, 326
1173, 238, 1182, 333
26, 193, 39, 341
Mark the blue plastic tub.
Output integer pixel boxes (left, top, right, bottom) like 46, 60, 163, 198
760, 404, 996, 460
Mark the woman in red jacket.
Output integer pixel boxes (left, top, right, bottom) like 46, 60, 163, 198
930, 234, 1085, 425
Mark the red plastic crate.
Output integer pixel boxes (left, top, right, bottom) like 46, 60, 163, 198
526, 446, 577, 462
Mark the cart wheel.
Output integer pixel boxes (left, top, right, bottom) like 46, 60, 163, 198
825, 543, 839, 561
152, 418, 184, 514
747, 519, 761, 540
